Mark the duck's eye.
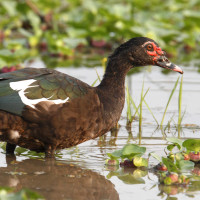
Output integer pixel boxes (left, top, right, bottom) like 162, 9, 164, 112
146, 44, 153, 51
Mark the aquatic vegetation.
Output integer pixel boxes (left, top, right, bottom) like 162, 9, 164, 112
125, 74, 185, 136
150, 138, 200, 185
107, 138, 200, 186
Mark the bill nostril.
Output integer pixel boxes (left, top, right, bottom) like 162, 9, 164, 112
157, 58, 163, 62
157, 57, 169, 63
164, 57, 169, 62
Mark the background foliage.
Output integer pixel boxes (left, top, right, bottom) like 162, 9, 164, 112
0, 0, 200, 68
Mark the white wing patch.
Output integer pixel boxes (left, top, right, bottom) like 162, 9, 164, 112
9, 79, 69, 108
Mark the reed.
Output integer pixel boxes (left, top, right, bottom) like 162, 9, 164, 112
139, 80, 144, 136
178, 75, 183, 126
125, 75, 185, 136
160, 77, 180, 127
177, 75, 184, 137
91, 68, 101, 86
126, 85, 132, 123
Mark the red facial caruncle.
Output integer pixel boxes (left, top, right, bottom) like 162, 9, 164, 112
143, 42, 165, 63
142, 40, 183, 74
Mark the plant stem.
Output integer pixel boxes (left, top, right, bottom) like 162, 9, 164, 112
126, 85, 132, 124
139, 80, 144, 144
178, 75, 183, 137
160, 77, 180, 127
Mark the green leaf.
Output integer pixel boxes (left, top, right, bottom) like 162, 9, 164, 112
175, 152, 184, 161
133, 156, 148, 167
122, 144, 146, 158
162, 157, 178, 173
107, 149, 122, 159
1, 1, 17, 16
15, 147, 27, 155
148, 152, 162, 162
166, 137, 183, 150
183, 139, 200, 152
178, 160, 194, 171
167, 144, 176, 151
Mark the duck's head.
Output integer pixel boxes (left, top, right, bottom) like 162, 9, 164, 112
110, 37, 183, 74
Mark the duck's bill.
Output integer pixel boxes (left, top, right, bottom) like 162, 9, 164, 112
154, 56, 183, 74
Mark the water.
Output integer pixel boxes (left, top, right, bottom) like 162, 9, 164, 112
0, 63, 200, 200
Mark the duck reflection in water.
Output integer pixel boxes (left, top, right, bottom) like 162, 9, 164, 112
0, 155, 119, 200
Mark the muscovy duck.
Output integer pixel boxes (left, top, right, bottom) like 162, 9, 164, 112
0, 37, 183, 158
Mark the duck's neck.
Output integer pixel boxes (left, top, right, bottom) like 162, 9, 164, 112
97, 57, 132, 123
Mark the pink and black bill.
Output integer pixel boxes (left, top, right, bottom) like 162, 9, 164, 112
154, 56, 183, 74
144, 41, 183, 74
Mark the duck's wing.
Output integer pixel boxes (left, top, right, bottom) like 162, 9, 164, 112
0, 68, 89, 116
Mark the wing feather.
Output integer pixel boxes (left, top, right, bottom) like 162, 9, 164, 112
0, 68, 90, 116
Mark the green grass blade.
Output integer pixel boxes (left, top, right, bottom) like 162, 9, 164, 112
139, 80, 144, 136
95, 67, 101, 82
133, 88, 150, 120
164, 113, 175, 132
126, 85, 132, 122
178, 75, 183, 126
91, 78, 98, 87
129, 92, 139, 116
92, 68, 102, 86
160, 77, 180, 126
180, 108, 186, 125
144, 99, 159, 125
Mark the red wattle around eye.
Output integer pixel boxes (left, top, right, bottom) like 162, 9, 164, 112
147, 51, 157, 56
156, 47, 164, 55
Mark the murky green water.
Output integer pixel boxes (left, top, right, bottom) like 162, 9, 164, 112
0, 63, 200, 200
